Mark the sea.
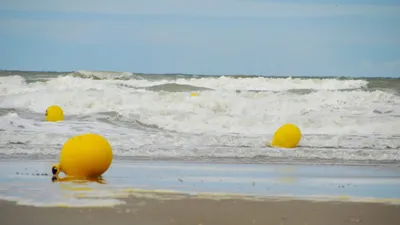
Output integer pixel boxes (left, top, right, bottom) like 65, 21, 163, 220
0, 70, 399, 165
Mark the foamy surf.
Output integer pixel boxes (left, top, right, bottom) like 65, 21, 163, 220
0, 70, 399, 164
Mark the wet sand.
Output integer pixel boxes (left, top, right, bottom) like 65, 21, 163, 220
1, 196, 400, 225
1, 160, 400, 225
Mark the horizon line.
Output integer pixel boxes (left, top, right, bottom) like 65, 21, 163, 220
0, 69, 398, 79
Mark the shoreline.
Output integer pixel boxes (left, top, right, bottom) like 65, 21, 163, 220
1, 156, 399, 167
1, 160, 400, 206
1, 159, 400, 224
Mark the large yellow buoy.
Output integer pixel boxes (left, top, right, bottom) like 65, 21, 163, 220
271, 123, 302, 148
52, 133, 113, 178
45, 105, 64, 122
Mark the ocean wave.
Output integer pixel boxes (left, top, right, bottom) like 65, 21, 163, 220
0, 73, 399, 163
0, 73, 371, 97
68, 70, 138, 80
60, 70, 370, 90
0, 75, 399, 135
144, 83, 213, 92
172, 76, 369, 91
0, 110, 399, 163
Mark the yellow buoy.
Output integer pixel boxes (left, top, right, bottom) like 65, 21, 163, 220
190, 92, 198, 97
52, 133, 113, 178
271, 123, 302, 148
45, 105, 64, 122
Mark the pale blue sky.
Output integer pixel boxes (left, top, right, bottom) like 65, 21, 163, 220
1, 0, 399, 77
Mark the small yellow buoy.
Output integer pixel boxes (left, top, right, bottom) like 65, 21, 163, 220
190, 92, 198, 97
271, 123, 302, 148
45, 105, 64, 122
52, 133, 113, 178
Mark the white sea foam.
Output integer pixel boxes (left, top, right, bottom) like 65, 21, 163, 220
0, 74, 399, 162
70, 70, 135, 80
68, 70, 369, 90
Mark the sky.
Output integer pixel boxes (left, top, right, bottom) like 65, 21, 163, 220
0, 0, 400, 77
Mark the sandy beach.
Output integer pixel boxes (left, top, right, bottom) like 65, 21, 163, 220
2, 195, 400, 225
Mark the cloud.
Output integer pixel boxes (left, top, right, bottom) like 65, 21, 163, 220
2, 0, 400, 18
